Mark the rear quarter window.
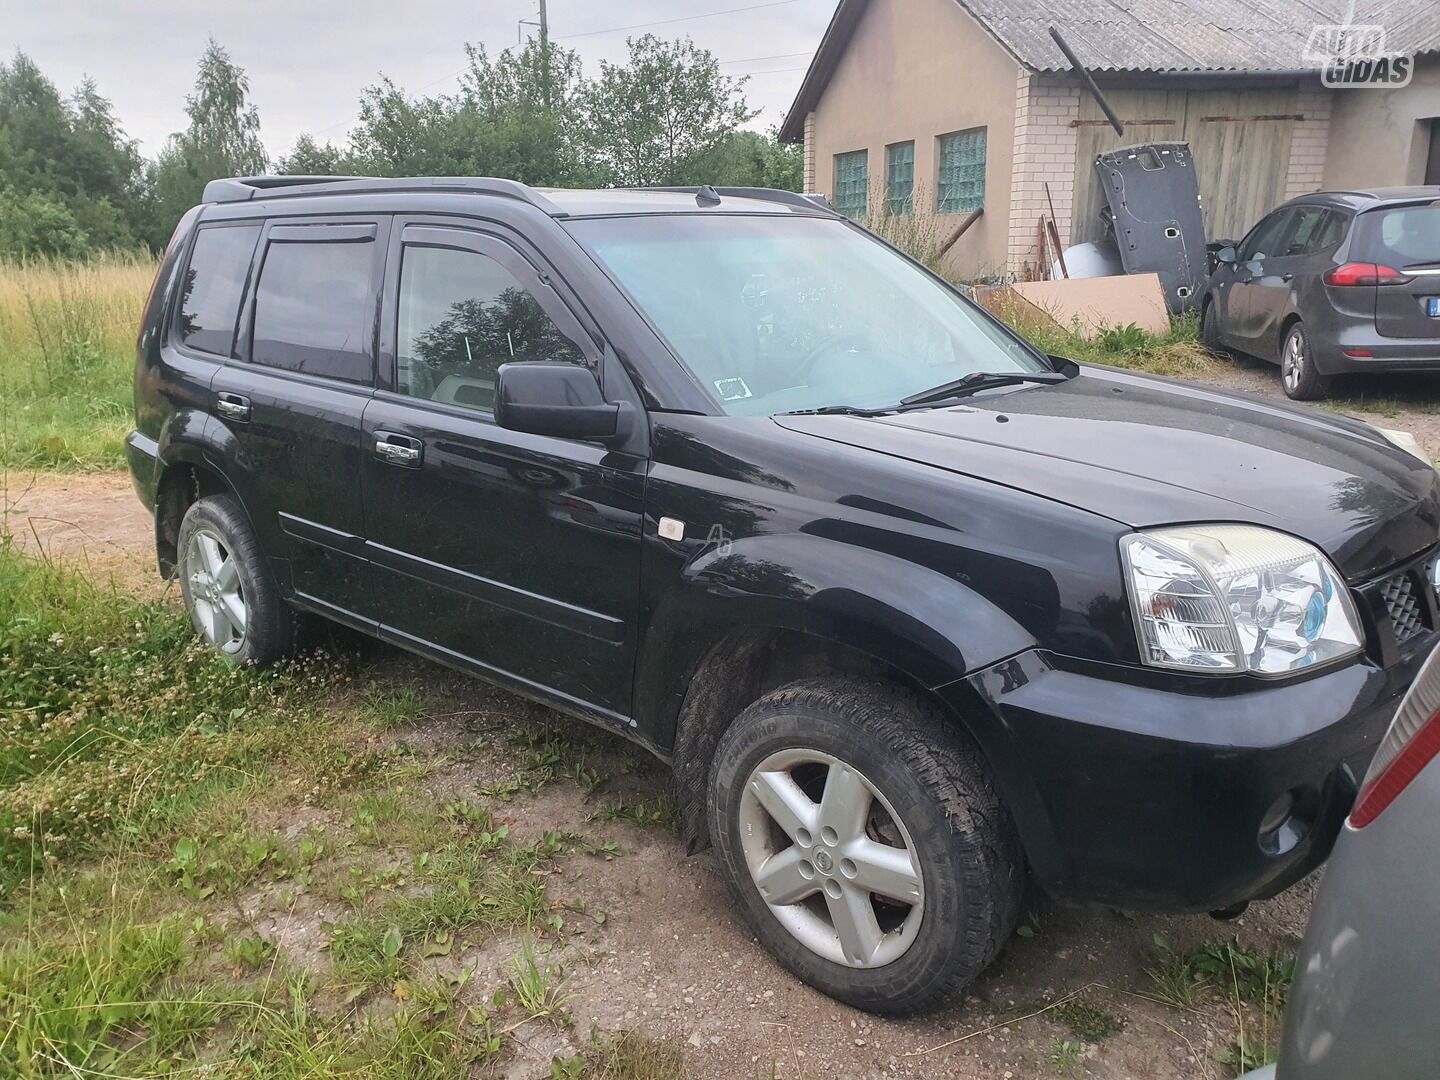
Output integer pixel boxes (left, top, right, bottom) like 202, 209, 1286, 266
1354, 205, 1440, 266
177, 224, 261, 356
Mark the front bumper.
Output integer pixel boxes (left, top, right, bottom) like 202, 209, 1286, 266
947, 637, 1431, 913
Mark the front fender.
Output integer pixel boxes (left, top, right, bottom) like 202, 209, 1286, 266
635, 532, 1036, 743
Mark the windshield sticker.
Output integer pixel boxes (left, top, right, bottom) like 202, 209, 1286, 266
714, 377, 752, 401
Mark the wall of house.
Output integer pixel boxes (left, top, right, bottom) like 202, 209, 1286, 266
1324, 55, 1440, 189
1008, 74, 1079, 277
803, 0, 1020, 278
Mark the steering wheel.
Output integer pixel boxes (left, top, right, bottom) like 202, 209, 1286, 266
791, 330, 872, 382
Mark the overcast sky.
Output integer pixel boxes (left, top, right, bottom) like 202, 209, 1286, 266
3, 0, 837, 160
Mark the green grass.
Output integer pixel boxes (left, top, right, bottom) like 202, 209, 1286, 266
0, 251, 157, 471
1005, 311, 1226, 381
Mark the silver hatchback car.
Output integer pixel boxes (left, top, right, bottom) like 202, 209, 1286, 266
1244, 641, 1440, 1078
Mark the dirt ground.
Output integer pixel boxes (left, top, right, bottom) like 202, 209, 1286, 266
7, 358, 1436, 1079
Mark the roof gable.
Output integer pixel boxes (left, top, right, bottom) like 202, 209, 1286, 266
780, 0, 1440, 141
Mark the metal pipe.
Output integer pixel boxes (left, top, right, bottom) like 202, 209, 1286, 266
1049, 27, 1125, 138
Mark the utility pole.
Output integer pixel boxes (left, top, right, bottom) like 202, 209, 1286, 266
539, 0, 551, 110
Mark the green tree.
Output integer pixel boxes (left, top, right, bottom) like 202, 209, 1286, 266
0, 186, 88, 258
0, 53, 144, 250
332, 38, 603, 186
581, 35, 755, 186
275, 133, 362, 175
143, 39, 268, 248
687, 127, 803, 190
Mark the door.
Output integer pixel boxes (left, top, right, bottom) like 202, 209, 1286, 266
1245, 206, 1340, 355
1353, 203, 1440, 340
362, 221, 645, 721
210, 218, 385, 627
1225, 208, 1297, 353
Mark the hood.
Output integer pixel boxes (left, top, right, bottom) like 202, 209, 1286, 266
775, 365, 1440, 581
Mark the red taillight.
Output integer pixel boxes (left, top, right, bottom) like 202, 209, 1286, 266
1350, 645, 1440, 827
1342, 348, 1374, 358
1323, 262, 1413, 287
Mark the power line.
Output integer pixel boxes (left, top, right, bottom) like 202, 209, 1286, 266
718, 51, 809, 66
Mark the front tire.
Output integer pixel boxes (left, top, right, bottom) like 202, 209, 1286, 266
707, 677, 1022, 1015
1202, 299, 1231, 358
1281, 321, 1329, 400
177, 494, 296, 665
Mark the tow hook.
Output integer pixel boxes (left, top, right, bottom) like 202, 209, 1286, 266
1210, 902, 1249, 920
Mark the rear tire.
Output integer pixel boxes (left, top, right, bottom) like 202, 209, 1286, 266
177, 494, 297, 666
1281, 321, 1329, 400
707, 677, 1022, 1015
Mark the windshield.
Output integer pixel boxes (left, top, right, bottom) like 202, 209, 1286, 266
567, 214, 1047, 416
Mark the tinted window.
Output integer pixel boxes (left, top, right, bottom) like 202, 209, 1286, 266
1307, 211, 1349, 255
396, 244, 587, 414
1279, 208, 1329, 257
252, 239, 375, 383
1239, 210, 1294, 261
178, 224, 260, 355
1355, 205, 1440, 265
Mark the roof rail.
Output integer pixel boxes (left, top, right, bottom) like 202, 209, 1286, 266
641, 186, 838, 215
201, 175, 566, 216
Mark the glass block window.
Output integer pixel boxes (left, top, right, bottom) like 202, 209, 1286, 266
833, 149, 868, 218
885, 141, 914, 216
937, 128, 986, 214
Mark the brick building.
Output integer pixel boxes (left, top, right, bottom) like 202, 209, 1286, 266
778, 0, 1440, 280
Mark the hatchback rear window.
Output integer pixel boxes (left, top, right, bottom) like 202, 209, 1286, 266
177, 224, 260, 356
1354, 205, 1440, 266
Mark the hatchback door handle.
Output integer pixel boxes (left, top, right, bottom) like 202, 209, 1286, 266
215, 392, 250, 421
374, 431, 422, 466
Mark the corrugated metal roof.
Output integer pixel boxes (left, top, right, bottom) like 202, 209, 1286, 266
958, 0, 1440, 72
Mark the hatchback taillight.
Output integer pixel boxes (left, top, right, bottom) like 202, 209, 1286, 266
1350, 644, 1440, 827
1323, 262, 1413, 287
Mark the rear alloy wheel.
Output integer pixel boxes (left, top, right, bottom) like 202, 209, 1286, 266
177, 494, 297, 665
708, 677, 1022, 1015
1280, 321, 1329, 401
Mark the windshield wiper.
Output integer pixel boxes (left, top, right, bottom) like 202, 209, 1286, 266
778, 404, 892, 417
899, 370, 1069, 408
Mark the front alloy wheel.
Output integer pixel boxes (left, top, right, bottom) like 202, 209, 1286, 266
708, 677, 1022, 1015
183, 529, 247, 655
739, 748, 924, 968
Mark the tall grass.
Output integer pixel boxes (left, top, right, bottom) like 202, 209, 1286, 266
0, 251, 157, 471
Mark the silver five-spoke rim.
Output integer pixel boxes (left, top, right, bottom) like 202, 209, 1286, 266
184, 529, 246, 655
1283, 329, 1304, 391
738, 748, 924, 968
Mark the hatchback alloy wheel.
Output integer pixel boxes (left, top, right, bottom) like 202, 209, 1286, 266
1282, 328, 1305, 394
738, 747, 925, 968
183, 528, 247, 655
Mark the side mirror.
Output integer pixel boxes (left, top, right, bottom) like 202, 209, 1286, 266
494, 362, 627, 441
1216, 246, 1237, 265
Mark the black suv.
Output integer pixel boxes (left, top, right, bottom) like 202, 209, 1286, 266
129, 176, 1439, 1014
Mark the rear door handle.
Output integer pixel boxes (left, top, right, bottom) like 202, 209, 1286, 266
374, 431, 423, 467
215, 393, 250, 421
1281, 273, 1294, 282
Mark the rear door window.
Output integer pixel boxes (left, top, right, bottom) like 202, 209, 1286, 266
1279, 208, 1329, 257
177, 224, 261, 356
251, 228, 378, 384
1354, 205, 1440, 267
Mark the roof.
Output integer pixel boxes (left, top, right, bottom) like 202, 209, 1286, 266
202, 177, 834, 218
780, 0, 1440, 141
1286, 185, 1440, 210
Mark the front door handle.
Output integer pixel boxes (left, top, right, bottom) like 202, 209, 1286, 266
215, 392, 250, 421
374, 431, 423, 467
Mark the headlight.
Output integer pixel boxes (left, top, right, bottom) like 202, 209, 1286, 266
1121, 524, 1362, 676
